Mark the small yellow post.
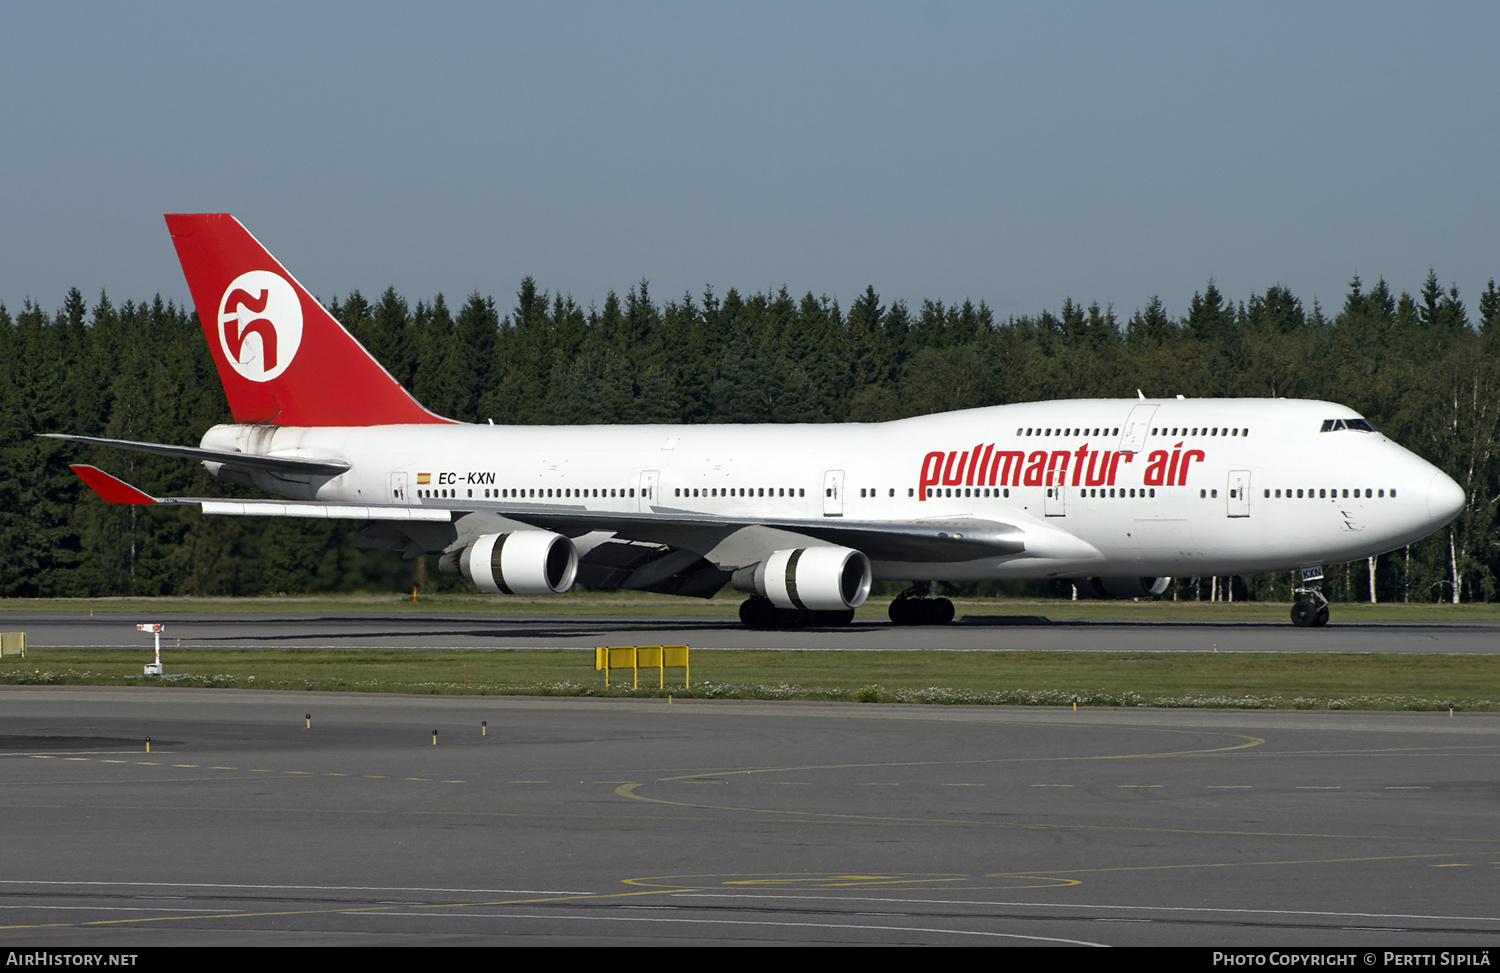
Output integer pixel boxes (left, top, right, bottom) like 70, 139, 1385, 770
432, 729, 438, 745
481, 721, 487, 736
145, 737, 151, 753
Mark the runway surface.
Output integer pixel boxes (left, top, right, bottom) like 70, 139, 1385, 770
1, 687, 1498, 946
8, 610, 1500, 653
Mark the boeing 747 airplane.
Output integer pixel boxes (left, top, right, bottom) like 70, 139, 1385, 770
53, 215, 1466, 628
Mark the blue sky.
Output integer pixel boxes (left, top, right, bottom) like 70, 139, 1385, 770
3, 1, 1496, 323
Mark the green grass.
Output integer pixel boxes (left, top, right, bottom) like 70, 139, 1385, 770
3, 591, 1500, 623
4, 647, 1498, 712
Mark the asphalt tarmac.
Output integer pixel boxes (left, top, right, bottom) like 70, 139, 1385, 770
7, 610, 1500, 653
1, 687, 1498, 946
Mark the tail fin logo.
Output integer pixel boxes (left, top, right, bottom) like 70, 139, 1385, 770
217, 270, 303, 382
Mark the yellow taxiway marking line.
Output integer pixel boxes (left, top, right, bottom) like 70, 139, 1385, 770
0, 887, 700, 932
1118, 784, 1162, 788
1206, 785, 1251, 788
1431, 863, 1471, 868
1031, 784, 1073, 787
942, 783, 984, 787
612, 781, 1500, 844
1296, 786, 1341, 790
985, 852, 1493, 883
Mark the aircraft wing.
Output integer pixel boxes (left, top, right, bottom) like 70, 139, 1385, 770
504, 507, 1024, 562
68, 465, 1026, 563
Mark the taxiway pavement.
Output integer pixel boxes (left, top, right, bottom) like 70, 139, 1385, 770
1, 687, 1497, 946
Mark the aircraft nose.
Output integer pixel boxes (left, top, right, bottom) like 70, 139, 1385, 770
1427, 470, 1465, 525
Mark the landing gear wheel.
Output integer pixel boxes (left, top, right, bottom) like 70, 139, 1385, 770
888, 590, 955, 626
741, 597, 854, 629
740, 596, 779, 630
1314, 606, 1330, 627
1290, 600, 1318, 627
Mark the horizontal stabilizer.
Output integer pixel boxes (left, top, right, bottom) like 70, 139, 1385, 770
70, 465, 158, 505
43, 434, 350, 475
70, 463, 453, 523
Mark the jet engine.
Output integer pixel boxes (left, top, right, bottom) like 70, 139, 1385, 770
732, 547, 872, 611
1083, 576, 1172, 599
458, 531, 578, 595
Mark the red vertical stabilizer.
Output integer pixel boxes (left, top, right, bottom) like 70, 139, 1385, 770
165, 214, 452, 426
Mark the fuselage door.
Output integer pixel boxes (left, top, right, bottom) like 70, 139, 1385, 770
823, 470, 845, 517
1119, 404, 1158, 454
638, 470, 659, 512
1044, 458, 1067, 517
389, 472, 409, 503
1227, 469, 1250, 518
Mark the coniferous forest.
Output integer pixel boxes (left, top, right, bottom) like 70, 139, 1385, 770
4, 270, 1499, 604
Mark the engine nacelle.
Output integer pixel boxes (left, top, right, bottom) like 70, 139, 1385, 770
1084, 576, 1171, 599
732, 547, 872, 611
459, 531, 578, 595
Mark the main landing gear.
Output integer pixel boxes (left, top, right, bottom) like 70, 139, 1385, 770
1290, 567, 1330, 628
887, 582, 955, 626
739, 596, 855, 630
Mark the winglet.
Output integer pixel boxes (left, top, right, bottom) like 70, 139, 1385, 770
70, 465, 159, 505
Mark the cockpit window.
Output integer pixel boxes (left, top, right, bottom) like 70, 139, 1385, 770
1321, 418, 1377, 433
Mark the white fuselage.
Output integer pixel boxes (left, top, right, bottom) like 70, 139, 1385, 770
201, 397, 1464, 582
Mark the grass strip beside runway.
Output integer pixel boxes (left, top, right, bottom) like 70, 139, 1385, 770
5, 593, 1500, 622
4, 648, 1499, 711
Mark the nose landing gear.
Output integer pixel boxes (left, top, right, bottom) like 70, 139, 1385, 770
1291, 567, 1330, 627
